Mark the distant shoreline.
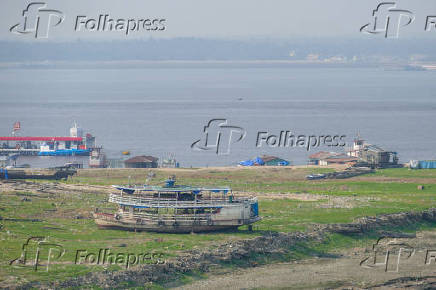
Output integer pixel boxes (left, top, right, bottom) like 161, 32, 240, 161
0, 60, 401, 69
0, 60, 433, 70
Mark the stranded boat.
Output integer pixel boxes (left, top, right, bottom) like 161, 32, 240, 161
94, 176, 261, 233
0, 166, 76, 180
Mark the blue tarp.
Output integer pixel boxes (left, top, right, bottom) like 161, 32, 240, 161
418, 160, 436, 169
251, 201, 259, 216
240, 157, 290, 166
254, 157, 265, 165
239, 160, 255, 166
239, 157, 265, 166
0, 168, 8, 179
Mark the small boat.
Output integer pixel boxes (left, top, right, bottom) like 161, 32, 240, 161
94, 177, 261, 233
89, 147, 106, 168
306, 173, 326, 180
38, 148, 91, 156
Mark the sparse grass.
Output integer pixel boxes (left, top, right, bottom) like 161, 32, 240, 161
370, 167, 436, 178
1, 167, 436, 286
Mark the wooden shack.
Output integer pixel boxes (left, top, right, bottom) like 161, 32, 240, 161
124, 155, 159, 168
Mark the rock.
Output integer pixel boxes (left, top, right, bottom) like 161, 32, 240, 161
377, 231, 416, 238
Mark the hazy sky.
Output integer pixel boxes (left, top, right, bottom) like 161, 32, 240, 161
1, 0, 436, 40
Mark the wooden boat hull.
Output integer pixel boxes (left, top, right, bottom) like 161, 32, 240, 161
94, 213, 260, 233
0, 167, 76, 180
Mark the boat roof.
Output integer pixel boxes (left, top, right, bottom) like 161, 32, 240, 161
0, 136, 83, 142
112, 184, 231, 194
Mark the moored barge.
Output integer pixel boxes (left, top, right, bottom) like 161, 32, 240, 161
0, 123, 95, 157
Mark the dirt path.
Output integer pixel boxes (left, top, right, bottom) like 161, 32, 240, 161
177, 230, 436, 289
0, 180, 112, 195
351, 176, 436, 184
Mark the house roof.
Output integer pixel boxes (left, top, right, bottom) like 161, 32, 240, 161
124, 155, 158, 164
261, 155, 284, 162
324, 155, 358, 163
0, 136, 82, 142
365, 145, 386, 153
308, 151, 341, 160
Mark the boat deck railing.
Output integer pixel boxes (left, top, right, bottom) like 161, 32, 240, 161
112, 184, 231, 194
96, 211, 214, 223
108, 193, 256, 209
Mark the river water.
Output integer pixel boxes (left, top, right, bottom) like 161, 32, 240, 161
0, 66, 435, 167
